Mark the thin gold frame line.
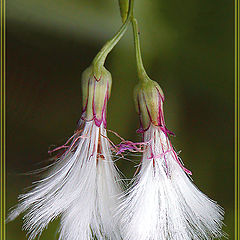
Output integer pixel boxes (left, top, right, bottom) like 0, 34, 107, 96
3, 0, 6, 237
0, 0, 3, 237
234, 0, 236, 238
235, 0, 240, 239
237, 0, 239, 239
1, 0, 6, 238
235, 0, 236, 238
238, 0, 239, 238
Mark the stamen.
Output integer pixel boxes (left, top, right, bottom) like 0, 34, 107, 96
107, 129, 148, 155
116, 141, 147, 155
169, 142, 192, 175
48, 128, 85, 157
100, 133, 119, 153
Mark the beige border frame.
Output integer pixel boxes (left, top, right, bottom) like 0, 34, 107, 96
0, 1, 239, 240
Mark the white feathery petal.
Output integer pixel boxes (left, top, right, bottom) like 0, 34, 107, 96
118, 124, 224, 240
8, 121, 122, 240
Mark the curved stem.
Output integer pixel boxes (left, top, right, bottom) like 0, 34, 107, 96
93, 0, 134, 77
131, 17, 151, 83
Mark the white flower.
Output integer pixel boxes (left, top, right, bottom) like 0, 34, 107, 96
8, 66, 122, 240
117, 80, 224, 240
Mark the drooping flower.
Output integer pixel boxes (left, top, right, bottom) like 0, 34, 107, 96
117, 80, 224, 240
8, 65, 122, 240
7, 0, 136, 236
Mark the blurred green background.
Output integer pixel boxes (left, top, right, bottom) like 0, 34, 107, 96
6, 0, 234, 239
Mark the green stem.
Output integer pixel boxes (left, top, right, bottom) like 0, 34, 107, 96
131, 17, 151, 84
93, 0, 134, 78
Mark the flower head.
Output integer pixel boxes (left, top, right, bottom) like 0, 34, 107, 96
7, 2, 136, 236
8, 65, 122, 240
118, 80, 224, 240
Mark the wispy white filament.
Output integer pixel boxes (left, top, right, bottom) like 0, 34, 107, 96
118, 124, 224, 240
8, 121, 122, 240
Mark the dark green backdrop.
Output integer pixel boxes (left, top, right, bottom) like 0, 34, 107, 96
6, 0, 234, 239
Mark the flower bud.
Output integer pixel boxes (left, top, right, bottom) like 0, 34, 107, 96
81, 65, 112, 127
134, 80, 165, 132
118, 0, 129, 22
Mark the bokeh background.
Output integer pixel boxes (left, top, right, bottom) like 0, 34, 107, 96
6, 0, 234, 239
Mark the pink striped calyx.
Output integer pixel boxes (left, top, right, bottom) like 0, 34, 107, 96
81, 65, 112, 127
134, 80, 168, 132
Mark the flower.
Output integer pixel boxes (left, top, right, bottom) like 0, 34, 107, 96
8, 65, 122, 240
117, 80, 224, 240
